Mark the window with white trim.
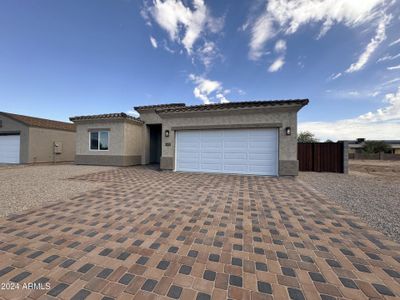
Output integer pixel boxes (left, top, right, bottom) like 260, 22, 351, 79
90, 131, 109, 151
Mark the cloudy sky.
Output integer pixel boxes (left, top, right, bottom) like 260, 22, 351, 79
0, 0, 399, 141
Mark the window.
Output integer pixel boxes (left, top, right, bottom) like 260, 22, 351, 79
90, 131, 109, 151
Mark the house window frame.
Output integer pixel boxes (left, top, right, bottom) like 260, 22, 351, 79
89, 130, 109, 151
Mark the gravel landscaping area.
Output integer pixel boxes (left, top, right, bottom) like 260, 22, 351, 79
299, 170, 400, 243
0, 164, 116, 217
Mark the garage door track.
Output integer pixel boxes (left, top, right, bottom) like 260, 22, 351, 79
0, 167, 399, 299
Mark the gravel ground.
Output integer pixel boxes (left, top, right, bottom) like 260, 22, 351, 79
298, 172, 400, 243
0, 164, 116, 217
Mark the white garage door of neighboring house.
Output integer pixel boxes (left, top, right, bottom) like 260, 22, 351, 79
175, 128, 278, 176
0, 135, 20, 164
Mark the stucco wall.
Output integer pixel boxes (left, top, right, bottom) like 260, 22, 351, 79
75, 120, 125, 156
74, 119, 143, 166
123, 121, 143, 156
28, 127, 75, 163
139, 106, 300, 175
0, 115, 29, 163
138, 111, 164, 164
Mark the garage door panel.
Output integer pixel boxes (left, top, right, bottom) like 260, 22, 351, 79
248, 153, 275, 160
249, 166, 275, 173
249, 130, 276, 136
0, 135, 20, 164
200, 163, 223, 171
201, 143, 223, 150
224, 152, 247, 159
224, 158, 249, 165
224, 141, 248, 149
176, 128, 277, 175
179, 142, 200, 148
177, 162, 200, 170
223, 165, 249, 172
249, 141, 274, 148
224, 130, 248, 136
201, 152, 223, 159
201, 131, 223, 138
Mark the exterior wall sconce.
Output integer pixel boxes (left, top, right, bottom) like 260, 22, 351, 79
165, 130, 170, 137
285, 127, 291, 136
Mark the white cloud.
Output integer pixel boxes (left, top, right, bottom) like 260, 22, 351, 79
358, 87, 400, 122
268, 57, 285, 72
143, 0, 223, 60
299, 86, 400, 140
388, 64, 400, 70
248, 0, 385, 61
237, 88, 246, 95
345, 15, 390, 73
188, 74, 230, 104
369, 91, 380, 97
329, 72, 342, 80
150, 36, 158, 48
348, 91, 360, 96
249, 15, 274, 60
274, 40, 286, 53
389, 37, 400, 46
127, 110, 140, 118
266, 40, 287, 72
377, 53, 400, 62
216, 93, 230, 103
381, 77, 400, 86
197, 41, 220, 68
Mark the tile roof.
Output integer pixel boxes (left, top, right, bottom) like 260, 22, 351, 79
69, 112, 143, 124
155, 99, 309, 113
134, 103, 186, 110
0, 112, 75, 132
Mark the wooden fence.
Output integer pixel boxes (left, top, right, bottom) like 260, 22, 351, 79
298, 142, 345, 173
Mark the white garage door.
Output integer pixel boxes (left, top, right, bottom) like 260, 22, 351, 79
0, 135, 20, 164
175, 128, 278, 176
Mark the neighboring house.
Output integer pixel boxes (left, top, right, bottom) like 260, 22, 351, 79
344, 138, 400, 155
0, 112, 76, 164
70, 99, 309, 176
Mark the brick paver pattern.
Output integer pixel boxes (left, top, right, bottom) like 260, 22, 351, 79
0, 166, 399, 300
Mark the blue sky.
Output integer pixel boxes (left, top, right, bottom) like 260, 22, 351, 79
0, 0, 399, 140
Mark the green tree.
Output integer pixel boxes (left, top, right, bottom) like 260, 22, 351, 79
363, 141, 391, 153
325, 139, 334, 143
297, 131, 319, 143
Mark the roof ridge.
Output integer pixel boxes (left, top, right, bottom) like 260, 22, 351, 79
155, 99, 309, 113
134, 103, 186, 110
69, 112, 143, 123
0, 111, 75, 132
1, 111, 74, 125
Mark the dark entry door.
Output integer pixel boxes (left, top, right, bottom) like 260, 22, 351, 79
149, 125, 161, 164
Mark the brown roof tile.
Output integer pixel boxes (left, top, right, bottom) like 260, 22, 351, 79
0, 112, 75, 132
155, 99, 309, 113
69, 113, 143, 124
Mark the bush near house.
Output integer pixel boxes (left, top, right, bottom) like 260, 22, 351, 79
297, 131, 319, 143
362, 141, 392, 154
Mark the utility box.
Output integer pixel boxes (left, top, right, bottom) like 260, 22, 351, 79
54, 141, 63, 154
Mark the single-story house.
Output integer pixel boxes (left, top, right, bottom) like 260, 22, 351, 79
69, 99, 309, 176
0, 112, 76, 164
344, 138, 400, 155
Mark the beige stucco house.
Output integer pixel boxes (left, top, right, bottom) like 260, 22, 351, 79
0, 112, 76, 164
70, 99, 309, 176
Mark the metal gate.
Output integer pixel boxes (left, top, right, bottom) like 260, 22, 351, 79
298, 142, 344, 173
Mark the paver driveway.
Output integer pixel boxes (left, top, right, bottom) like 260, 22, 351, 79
0, 167, 399, 300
